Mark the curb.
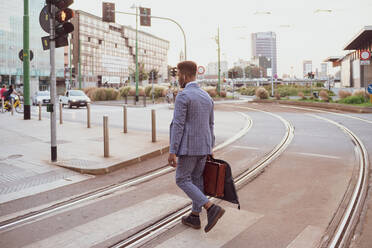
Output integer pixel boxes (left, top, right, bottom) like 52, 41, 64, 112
252, 99, 372, 113
56, 146, 169, 175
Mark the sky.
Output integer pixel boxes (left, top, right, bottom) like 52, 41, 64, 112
71, 0, 372, 77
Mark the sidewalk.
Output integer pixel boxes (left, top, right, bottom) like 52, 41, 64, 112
0, 113, 169, 175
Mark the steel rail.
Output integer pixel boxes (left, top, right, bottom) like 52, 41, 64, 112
0, 112, 252, 232
309, 114, 369, 248
111, 107, 294, 248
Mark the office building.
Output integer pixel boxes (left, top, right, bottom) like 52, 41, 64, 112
320, 63, 328, 78
206, 61, 228, 77
303, 60, 312, 77
251, 31, 277, 76
70, 10, 169, 88
0, 0, 64, 94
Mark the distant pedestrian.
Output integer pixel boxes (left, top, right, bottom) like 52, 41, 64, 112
168, 60, 225, 233
166, 86, 173, 103
0, 85, 7, 100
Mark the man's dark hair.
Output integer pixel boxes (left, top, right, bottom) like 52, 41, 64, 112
2, 85, 5, 88
177, 61, 197, 78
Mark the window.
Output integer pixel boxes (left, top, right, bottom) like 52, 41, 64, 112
115, 43, 117, 48
88, 37, 91, 42
99, 39, 102, 45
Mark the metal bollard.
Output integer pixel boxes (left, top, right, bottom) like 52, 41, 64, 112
123, 104, 127, 133
1, 98, 4, 113
143, 95, 146, 107
11, 98, 14, 115
87, 103, 91, 128
59, 102, 63, 124
151, 109, 156, 142
103, 115, 109, 157
38, 103, 42, 120
124, 95, 127, 104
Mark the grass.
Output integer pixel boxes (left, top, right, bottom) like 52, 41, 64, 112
280, 98, 372, 107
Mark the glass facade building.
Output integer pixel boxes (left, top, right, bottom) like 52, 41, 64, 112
251, 32, 277, 77
0, 0, 64, 90
71, 10, 169, 88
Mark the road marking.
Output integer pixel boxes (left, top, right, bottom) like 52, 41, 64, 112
155, 207, 263, 248
0, 174, 90, 204
296, 152, 340, 160
232, 145, 259, 150
24, 194, 189, 248
286, 225, 323, 248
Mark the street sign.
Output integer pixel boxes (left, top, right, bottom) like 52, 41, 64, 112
197, 66, 205, 75
360, 50, 371, 60
367, 84, 372, 94
19, 49, 33, 62
39, 6, 50, 33
140, 7, 151, 26
361, 60, 370, 65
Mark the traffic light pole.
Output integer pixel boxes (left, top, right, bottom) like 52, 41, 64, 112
135, 7, 139, 102
217, 27, 221, 95
78, 37, 82, 89
23, 0, 30, 120
271, 36, 274, 97
115, 11, 187, 59
49, 4, 57, 162
69, 34, 72, 89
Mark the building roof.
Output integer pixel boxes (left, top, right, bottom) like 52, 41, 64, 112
323, 56, 342, 62
75, 10, 169, 44
344, 26, 372, 50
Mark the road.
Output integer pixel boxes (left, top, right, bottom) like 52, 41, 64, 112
1, 102, 372, 248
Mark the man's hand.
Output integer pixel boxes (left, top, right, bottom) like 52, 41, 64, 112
168, 153, 177, 168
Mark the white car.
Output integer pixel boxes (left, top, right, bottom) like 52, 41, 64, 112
59, 90, 91, 108
32, 91, 50, 105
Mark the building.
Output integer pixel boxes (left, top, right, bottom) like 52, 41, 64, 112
70, 10, 169, 88
251, 31, 277, 76
303, 60, 312, 77
0, 0, 64, 95
320, 63, 328, 78
340, 26, 372, 88
206, 61, 228, 77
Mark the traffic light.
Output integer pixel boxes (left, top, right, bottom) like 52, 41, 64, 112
102, 2, 115, 23
40, 0, 74, 50
170, 67, 177, 77
140, 7, 151, 26
307, 72, 314, 79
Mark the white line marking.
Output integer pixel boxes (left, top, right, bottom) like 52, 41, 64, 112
232, 145, 259, 150
155, 207, 263, 248
296, 152, 340, 160
24, 194, 189, 248
286, 225, 323, 248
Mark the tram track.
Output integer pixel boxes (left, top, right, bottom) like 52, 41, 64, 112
110, 107, 295, 248
0, 112, 252, 233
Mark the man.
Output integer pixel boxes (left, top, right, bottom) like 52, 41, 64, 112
168, 61, 225, 233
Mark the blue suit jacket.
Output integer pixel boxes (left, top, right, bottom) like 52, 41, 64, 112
170, 82, 215, 156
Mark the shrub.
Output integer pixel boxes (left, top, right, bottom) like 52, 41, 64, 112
84, 87, 97, 100
119, 86, 132, 97
319, 90, 329, 102
338, 90, 352, 99
274, 92, 281, 100
298, 91, 305, 100
219, 91, 227, 97
105, 88, 119, 100
129, 87, 136, 96
316, 82, 324, 87
339, 95, 367, 104
145, 85, 153, 97
255, 87, 269, 99
93, 88, 107, 101
353, 90, 368, 98
203, 87, 218, 98
154, 86, 167, 98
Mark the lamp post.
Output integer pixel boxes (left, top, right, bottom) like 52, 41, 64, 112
23, 0, 30, 119
130, 4, 139, 102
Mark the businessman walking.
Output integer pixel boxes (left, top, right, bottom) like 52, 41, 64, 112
168, 61, 225, 233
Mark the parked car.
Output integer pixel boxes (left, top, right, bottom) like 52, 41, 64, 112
32, 91, 50, 105
59, 90, 91, 108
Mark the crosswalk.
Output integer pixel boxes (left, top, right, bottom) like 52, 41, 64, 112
19, 193, 325, 248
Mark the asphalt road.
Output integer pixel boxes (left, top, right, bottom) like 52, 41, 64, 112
1, 102, 372, 248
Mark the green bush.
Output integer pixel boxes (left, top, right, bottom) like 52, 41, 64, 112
91, 88, 119, 101
255, 87, 269, 99
339, 95, 367, 104
119, 86, 132, 97
154, 86, 167, 98
105, 88, 119, 100
145, 85, 153, 97
316, 82, 324, 87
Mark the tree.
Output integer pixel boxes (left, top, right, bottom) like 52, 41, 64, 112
244, 65, 266, 78
149, 68, 159, 83
130, 63, 148, 82
227, 66, 243, 78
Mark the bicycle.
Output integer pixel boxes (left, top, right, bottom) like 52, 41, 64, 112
3, 95, 24, 113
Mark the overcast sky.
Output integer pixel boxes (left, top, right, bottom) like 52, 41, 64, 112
71, 0, 372, 77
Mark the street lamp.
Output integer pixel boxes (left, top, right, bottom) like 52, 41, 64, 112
213, 27, 221, 95
130, 4, 139, 102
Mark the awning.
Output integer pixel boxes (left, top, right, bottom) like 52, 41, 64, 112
344, 26, 372, 50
